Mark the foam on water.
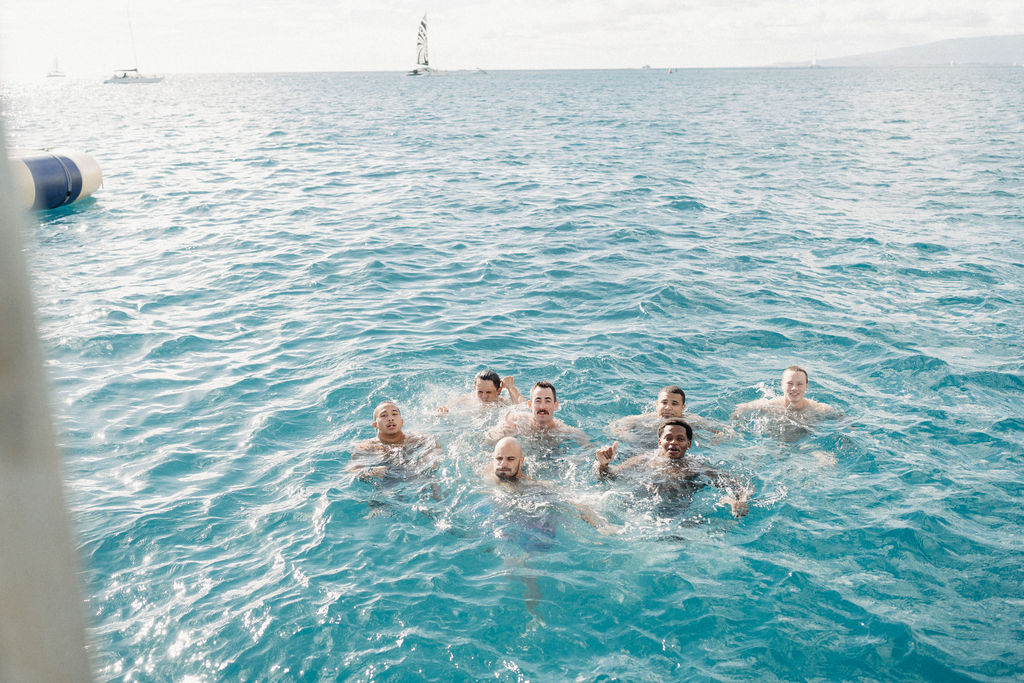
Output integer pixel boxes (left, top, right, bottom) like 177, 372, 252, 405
5, 68, 1023, 680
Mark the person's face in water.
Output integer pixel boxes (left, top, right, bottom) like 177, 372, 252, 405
781, 369, 808, 406
529, 386, 558, 427
493, 441, 524, 480
474, 378, 501, 403
373, 403, 404, 438
655, 390, 685, 418
658, 424, 691, 460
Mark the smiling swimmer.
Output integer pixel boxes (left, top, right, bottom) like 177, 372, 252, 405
486, 381, 590, 445
730, 366, 838, 420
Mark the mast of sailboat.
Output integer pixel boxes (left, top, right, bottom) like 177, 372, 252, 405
127, 8, 140, 72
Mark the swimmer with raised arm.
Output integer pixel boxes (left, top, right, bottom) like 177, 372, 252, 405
609, 385, 724, 447
438, 369, 526, 414
486, 437, 616, 534
731, 366, 837, 420
595, 419, 749, 518
486, 381, 589, 445
347, 401, 442, 481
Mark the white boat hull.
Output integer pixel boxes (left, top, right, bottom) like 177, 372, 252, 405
105, 73, 163, 84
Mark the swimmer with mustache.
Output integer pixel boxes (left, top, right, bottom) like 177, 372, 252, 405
486, 381, 589, 445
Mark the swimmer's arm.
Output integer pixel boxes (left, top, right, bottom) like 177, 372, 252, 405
690, 415, 736, 443
730, 399, 766, 420
701, 465, 751, 518
485, 420, 513, 444
501, 376, 526, 404
566, 424, 594, 448
414, 435, 443, 472
817, 402, 844, 419
346, 452, 387, 480
419, 434, 443, 457
486, 407, 527, 443
573, 501, 619, 536
437, 394, 472, 414
608, 414, 644, 437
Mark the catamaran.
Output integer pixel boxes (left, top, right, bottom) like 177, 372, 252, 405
406, 15, 443, 76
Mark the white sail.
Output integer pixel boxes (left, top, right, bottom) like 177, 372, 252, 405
416, 16, 429, 67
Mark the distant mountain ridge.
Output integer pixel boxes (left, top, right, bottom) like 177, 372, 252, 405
780, 34, 1024, 67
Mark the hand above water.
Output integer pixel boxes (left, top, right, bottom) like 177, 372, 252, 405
718, 490, 749, 518
595, 442, 618, 471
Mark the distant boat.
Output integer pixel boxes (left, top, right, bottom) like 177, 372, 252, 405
406, 15, 444, 76
46, 58, 66, 78
105, 68, 163, 84
105, 9, 163, 84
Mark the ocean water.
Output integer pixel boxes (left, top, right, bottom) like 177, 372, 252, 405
4, 67, 1023, 681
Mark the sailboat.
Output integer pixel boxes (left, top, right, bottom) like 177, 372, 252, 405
46, 58, 66, 78
105, 9, 163, 83
406, 15, 443, 76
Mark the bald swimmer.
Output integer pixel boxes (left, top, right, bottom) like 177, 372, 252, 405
486, 437, 617, 535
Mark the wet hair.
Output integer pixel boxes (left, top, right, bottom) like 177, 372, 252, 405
531, 381, 557, 402
784, 366, 809, 382
658, 418, 693, 441
659, 385, 686, 403
475, 370, 501, 390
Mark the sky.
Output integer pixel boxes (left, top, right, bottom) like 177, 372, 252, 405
1, 0, 1022, 77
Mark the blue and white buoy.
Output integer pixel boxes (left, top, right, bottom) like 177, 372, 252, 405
9, 148, 102, 211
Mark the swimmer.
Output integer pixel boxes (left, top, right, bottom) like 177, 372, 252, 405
438, 370, 525, 414
595, 419, 750, 518
347, 401, 441, 481
609, 385, 725, 447
486, 381, 589, 445
731, 366, 838, 420
485, 437, 617, 535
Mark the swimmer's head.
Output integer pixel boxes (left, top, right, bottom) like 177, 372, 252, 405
492, 436, 524, 480
657, 418, 692, 459
781, 366, 809, 406
656, 385, 686, 418
529, 382, 559, 426
474, 370, 502, 403
372, 402, 404, 436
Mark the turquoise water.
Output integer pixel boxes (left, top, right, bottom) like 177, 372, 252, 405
5, 68, 1024, 680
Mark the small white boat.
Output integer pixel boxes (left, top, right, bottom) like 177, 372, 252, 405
406, 15, 444, 76
46, 58, 66, 78
105, 68, 163, 84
